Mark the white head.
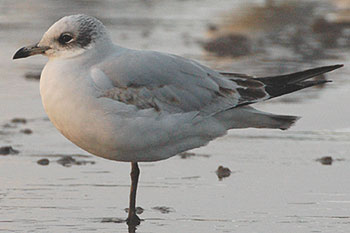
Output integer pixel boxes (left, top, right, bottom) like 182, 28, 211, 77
13, 14, 112, 60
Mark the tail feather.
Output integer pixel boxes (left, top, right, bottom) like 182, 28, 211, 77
217, 65, 343, 131
216, 106, 300, 130
269, 114, 300, 130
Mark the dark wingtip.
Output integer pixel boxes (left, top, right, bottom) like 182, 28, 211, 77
257, 64, 344, 85
329, 64, 344, 70
13, 47, 30, 60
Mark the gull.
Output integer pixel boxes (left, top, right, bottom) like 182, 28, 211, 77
13, 14, 342, 226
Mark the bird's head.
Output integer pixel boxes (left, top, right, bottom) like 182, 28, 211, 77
13, 14, 112, 60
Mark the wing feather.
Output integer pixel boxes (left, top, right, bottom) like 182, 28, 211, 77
95, 49, 269, 115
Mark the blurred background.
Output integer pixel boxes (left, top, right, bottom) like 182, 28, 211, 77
1, 0, 350, 232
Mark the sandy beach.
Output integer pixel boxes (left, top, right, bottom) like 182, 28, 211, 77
1, 0, 350, 232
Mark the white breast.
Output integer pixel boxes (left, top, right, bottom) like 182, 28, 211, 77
40, 60, 112, 157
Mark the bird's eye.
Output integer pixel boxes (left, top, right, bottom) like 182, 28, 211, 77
58, 33, 73, 44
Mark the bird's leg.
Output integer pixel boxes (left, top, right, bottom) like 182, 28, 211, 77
126, 162, 141, 226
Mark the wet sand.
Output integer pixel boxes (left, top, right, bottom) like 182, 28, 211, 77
1, 0, 350, 232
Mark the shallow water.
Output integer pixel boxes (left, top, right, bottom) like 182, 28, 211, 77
1, 0, 350, 232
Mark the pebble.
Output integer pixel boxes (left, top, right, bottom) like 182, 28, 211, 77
11, 118, 27, 124
0, 146, 19, 155
57, 156, 76, 167
3, 123, 16, 128
24, 72, 41, 80
101, 217, 125, 223
152, 206, 174, 214
57, 155, 95, 167
37, 158, 50, 165
207, 23, 218, 32
179, 152, 210, 159
20, 129, 33, 134
216, 165, 231, 180
179, 152, 196, 159
316, 156, 333, 165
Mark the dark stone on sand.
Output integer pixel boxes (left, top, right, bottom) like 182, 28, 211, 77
179, 152, 210, 159
216, 165, 231, 180
141, 30, 150, 38
24, 72, 41, 80
0, 146, 19, 155
207, 23, 218, 32
316, 156, 333, 165
57, 156, 76, 167
3, 123, 16, 128
152, 206, 174, 214
124, 206, 144, 215
20, 128, 33, 134
11, 118, 27, 124
179, 152, 195, 159
37, 158, 50, 165
101, 217, 125, 223
203, 34, 251, 57
57, 155, 95, 167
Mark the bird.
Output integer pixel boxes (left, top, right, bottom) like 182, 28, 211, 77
13, 14, 343, 227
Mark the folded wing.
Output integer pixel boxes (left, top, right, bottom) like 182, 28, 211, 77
96, 49, 270, 115
95, 49, 342, 118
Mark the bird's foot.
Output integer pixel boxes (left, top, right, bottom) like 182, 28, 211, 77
126, 213, 141, 226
